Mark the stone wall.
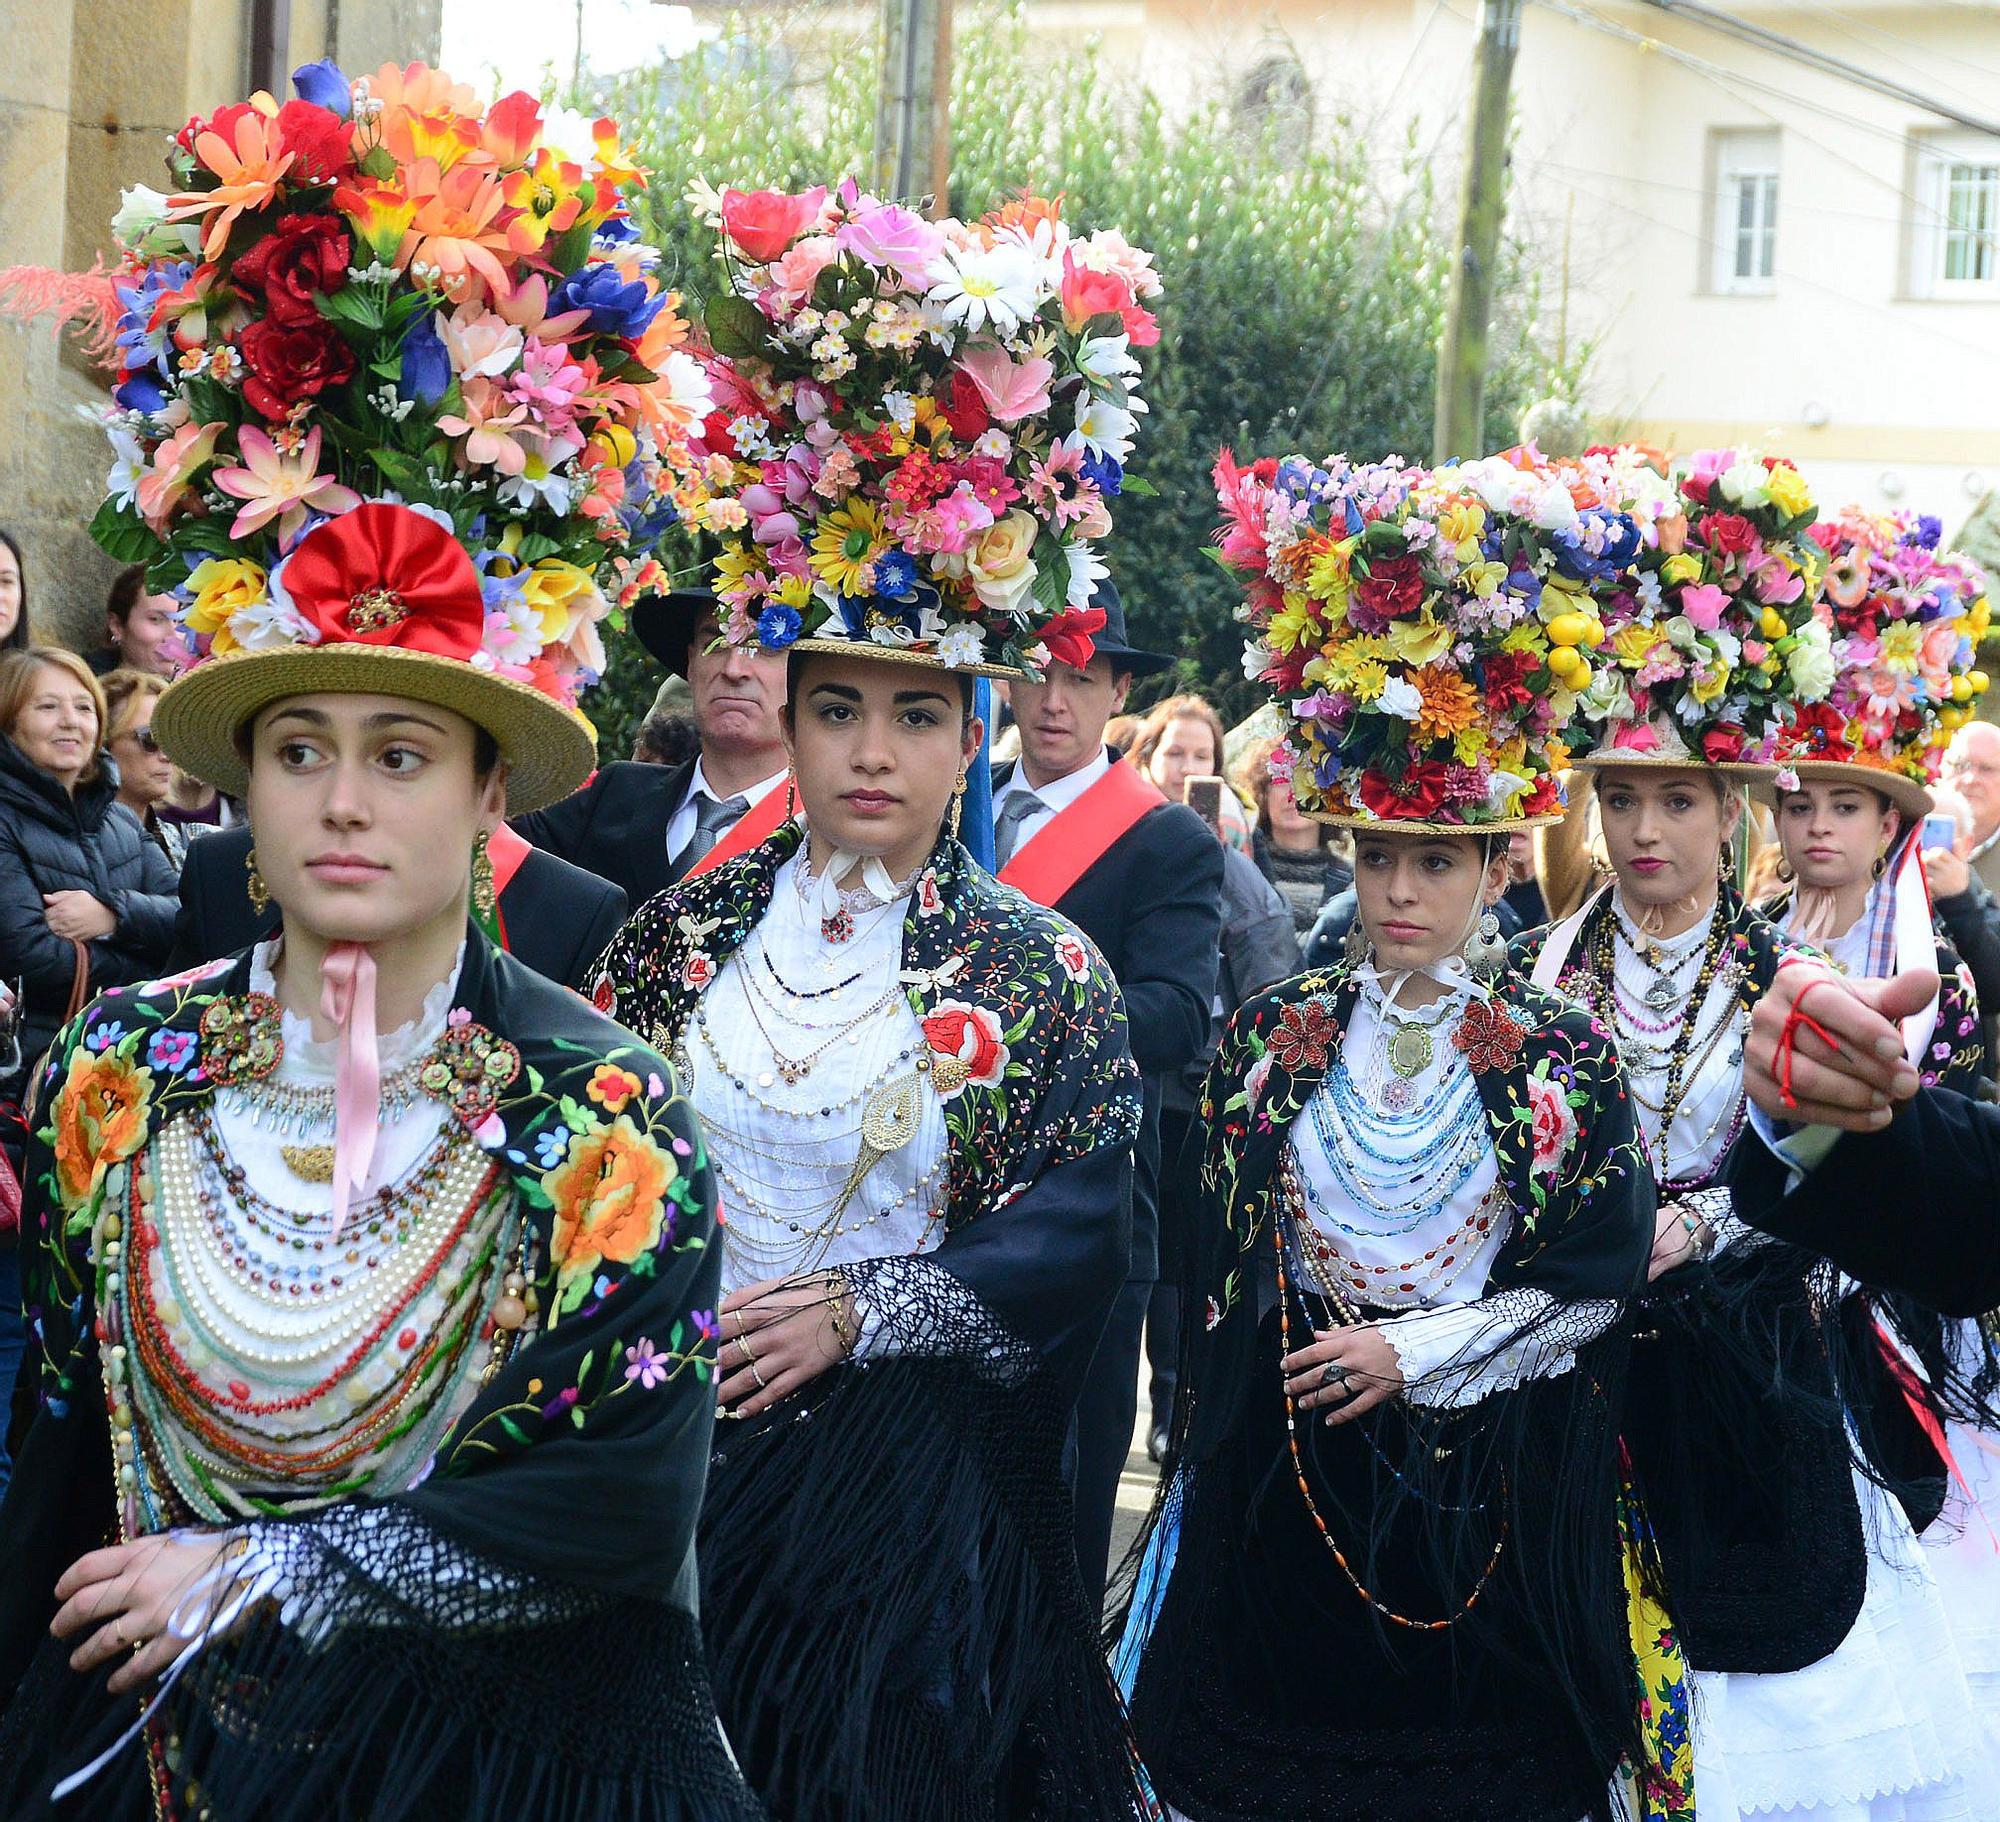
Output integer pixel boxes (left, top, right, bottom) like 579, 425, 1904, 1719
0, 0, 442, 651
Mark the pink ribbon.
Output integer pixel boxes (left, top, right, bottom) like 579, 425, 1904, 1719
318, 941, 380, 1238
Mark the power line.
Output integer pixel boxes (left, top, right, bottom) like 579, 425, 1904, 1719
1779, 0, 2000, 101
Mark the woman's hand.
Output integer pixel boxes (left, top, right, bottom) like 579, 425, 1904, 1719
716, 1272, 858, 1420
1923, 845, 1971, 900
1744, 961, 1928, 1130
43, 891, 115, 942
1647, 1201, 1709, 1282
1281, 1323, 1405, 1426
51, 1531, 236, 1695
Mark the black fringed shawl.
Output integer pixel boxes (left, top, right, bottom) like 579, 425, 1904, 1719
1121, 962, 1652, 1822
590, 824, 1152, 1822
0, 931, 762, 1821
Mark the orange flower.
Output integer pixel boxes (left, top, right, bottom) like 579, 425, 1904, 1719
52, 1046, 154, 1207
543, 1114, 675, 1297
167, 111, 296, 259
363, 61, 482, 120
586, 1064, 643, 1113
1412, 664, 1482, 742
336, 180, 417, 265
397, 158, 519, 300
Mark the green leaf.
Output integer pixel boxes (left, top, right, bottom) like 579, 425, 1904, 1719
704, 293, 768, 361
88, 498, 165, 566
1029, 529, 1071, 620
514, 532, 562, 564
368, 447, 437, 499
549, 218, 595, 276
1121, 474, 1159, 497
498, 1413, 531, 1446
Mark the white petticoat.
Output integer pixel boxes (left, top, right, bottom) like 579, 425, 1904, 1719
1920, 1414, 2000, 1791
1687, 1465, 1999, 1822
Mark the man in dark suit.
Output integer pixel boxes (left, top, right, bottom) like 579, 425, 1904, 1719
170, 824, 629, 994
992, 583, 1224, 1611
510, 591, 791, 908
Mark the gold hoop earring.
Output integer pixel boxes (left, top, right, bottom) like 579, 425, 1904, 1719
471, 831, 497, 919
948, 771, 967, 840
1872, 852, 1888, 881
246, 848, 270, 914
1775, 855, 1794, 884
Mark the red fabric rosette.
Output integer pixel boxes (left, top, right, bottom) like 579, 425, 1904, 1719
282, 503, 485, 657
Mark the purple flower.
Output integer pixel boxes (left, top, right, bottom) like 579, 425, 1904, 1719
834, 203, 945, 282
85, 1021, 125, 1054
624, 1338, 669, 1389
551, 263, 666, 340
692, 1308, 720, 1344
541, 1385, 581, 1422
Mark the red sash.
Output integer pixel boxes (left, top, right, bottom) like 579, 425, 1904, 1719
685, 778, 797, 880
485, 823, 532, 952
998, 760, 1163, 907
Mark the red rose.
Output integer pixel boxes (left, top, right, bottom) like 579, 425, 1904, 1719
1704, 513, 1758, 558
1358, 761, 1451, 821
274, 100, 355, 185
239, 316, 355, 419
1481, 648, 1537, 713
943, 369, 990, 442
920, 1001, 1009, 1095
177, 101, 257, 154
1353, 552, 1425, 620
1523, 773, 1564, 817
1059, 253, 1134, 332
719, 185, 827, 263
234, 213, 352, 326
1034, 607, 1107, 670
1699, 726, 1746, 765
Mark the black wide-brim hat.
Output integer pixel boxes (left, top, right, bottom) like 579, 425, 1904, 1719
1089, 578, 1175, 677
629, 587, 715, 679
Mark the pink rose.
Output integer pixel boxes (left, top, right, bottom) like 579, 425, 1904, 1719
1610, 719, 1662, 753
1678, 582, 1730, 631
769, 236, 838, 306
835, 203, 945, 282
1526, 1073, 1578, 1178
720, 185, 828, 263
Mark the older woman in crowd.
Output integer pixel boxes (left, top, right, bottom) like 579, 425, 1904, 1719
99, 668, 174, 857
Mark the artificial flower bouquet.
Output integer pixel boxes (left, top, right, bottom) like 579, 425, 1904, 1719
1776, 505, 1991, 785
680, 181, 1160, 670
1573, 446, 1834, 766
1216, 447, 1654, 826
90, 58, 711, 698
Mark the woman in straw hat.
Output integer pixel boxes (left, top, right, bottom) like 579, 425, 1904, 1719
1521, 450, 1995, 1819
1116, 451, 1662, 1820
588, 183, 1161, 1820
0, 59, 759, 1822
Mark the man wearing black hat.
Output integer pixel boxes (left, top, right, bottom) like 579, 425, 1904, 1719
991, 582, 1224, 1612
510, 590, 792, 908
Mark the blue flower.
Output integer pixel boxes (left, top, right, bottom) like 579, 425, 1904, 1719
873, 548, 918, 598
593, 215, 640, 246
115, 262, 193, 379
756, 603, 802, 648
84, 1021, 125, 1054
1907, 514, 1944, 551
399, 311, 451, 406
1080, 450, 1123, 497
114, 371, 168, 416
1504, 567, 1543, 611
550, 263, 666, 341
291, 59, 352, 118
532, 1126, 569, 1169
146, 1029, 197, 1075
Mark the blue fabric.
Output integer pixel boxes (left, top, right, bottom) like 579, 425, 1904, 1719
0, 1244, 22, 1494
963, 679, 996, 871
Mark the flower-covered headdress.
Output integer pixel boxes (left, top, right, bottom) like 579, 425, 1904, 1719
1763, 506, 1991, 816
1569, 446, 1833, 774
678, 181, 1159, 675
1217, 447, 1639, 831
88, 58, 713, 809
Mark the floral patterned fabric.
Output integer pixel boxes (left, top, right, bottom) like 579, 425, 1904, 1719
0, 930, 760, 1821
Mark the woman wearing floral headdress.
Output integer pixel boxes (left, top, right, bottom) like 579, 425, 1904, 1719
0, 63, 760, 1821
1521, 450, 1996, 1819
1116, 451, 1659, 1821
1760, 509, 2000, 1773
588, 183, 1159, 1820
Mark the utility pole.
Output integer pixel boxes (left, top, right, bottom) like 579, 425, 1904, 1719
873, 0, 954, 215
1433, 0, 1523, 463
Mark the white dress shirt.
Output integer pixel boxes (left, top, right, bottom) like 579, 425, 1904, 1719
662, 759, 790, 862
990, 747, 1114, 860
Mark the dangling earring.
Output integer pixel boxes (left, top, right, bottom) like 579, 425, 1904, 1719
1872, 851, 1888, 881
1775, 855, 1794, 884
1342, 920, 1370, 967
246, 848, 270, 914
471, 831, 497, 919
1717, 846, 1734, 884
948, 771, 967, 840
1464, 908, 1507, 984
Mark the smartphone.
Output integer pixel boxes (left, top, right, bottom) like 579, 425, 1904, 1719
1183, 775, 1224, 831
1922, 812, 1960, 853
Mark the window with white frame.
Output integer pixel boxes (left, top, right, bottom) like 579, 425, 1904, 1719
1911, 130, 2000, 296
1711, 130, 1780, 294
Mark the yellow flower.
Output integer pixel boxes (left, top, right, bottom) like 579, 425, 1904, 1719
770, 572, 813, 610
1386, 615, 1453, 666
1347, 658, 1389, 702
1268, 592, 1320, 655
1413, 664, 1482, 741
520, 559, 601, 644
183, 558, 268, 654
1765, 461, 1813, 519
543, 1113, 676, 1307
1611, 623, 1665, 670
1691, 660, 1731, 704
710, 543, 764, 597
1436, 498, 1486, 558
1879, 620, 1924, 671
1462, 560, 1508, 600
1452, 726, 1490, 765
52, 1044, 153, 1209
810, 498, 889, 595
1660, 553, 1703, 588
1305, 537, 1355, 607
1544, 735, 1571, 773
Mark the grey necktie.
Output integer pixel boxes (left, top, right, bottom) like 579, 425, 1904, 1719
670, 790, 749, 879
993, 791, 1044, 868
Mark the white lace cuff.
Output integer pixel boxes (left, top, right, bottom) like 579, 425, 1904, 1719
1375, 1288, 1622, 1409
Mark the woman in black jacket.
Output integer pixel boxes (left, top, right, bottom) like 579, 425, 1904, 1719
0, 648, 177, 1160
